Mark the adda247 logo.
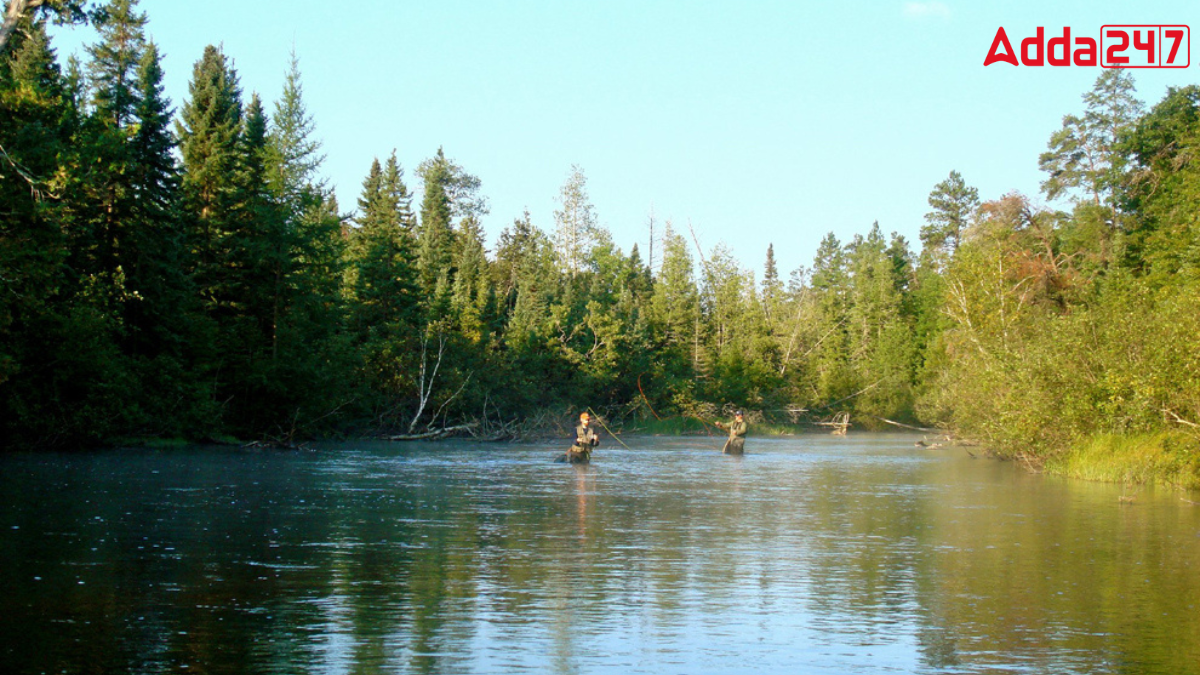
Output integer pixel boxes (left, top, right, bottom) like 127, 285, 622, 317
984, 26, 1191, 68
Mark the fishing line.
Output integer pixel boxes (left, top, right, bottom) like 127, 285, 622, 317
587, 407, 633, 451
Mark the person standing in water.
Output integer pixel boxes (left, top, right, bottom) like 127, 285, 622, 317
716, 411, 747, 454
568, 411, 600, 463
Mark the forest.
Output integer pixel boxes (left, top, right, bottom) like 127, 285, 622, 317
2, 2, 1199, 483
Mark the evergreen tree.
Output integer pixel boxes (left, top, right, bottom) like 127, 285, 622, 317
85, 0, 145, 127
553, 164, 598, 278
345, 154, 420, 421
921, 170, 979, 260
647, 222, 702, 407
451, 215, 491, 343
256, 55, 351, 436
845, 223, 915, 419
650, 222, 699, 349
1039, 70, 1143, 209
122, 39, 214, 434
761, 243, 782, 325
177, 43, 242, 304
352, 153, 419, 323
416, 147, 454, 309
0, 17, 140, 446
264, 51, 324, 205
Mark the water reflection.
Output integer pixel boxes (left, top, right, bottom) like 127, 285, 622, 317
0, 436, 1198, 674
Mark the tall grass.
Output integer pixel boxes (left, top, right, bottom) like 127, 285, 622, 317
1044, 431, 1200, 490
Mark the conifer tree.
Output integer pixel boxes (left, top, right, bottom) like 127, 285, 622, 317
67, 0, 156, 313
348, 153, 420, 334
86, 0, 145, 127
254, 55, 350, 435
553, 164, 598, 278
452, 216, 491, 343
921, 170, 979, 260
265, 51, 324, 206
177, 43, 242, 299
416, 147, 454, 308
0, 17, 74, 442
1039, 70, 1143, 209
347, 160, 420, 415
761, 243, 783, 324
650, 222, 699, 348
122, 38, 214, 433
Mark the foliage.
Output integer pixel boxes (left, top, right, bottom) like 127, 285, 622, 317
3, 14, 1198, 493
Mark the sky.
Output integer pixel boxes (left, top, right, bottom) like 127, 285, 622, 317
49, 0, 1200, 279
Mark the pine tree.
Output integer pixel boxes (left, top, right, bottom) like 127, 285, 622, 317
452, 216, 491, 343
1039, 70, 1143, 209
382, 151, 416, 230
265, 51, 324, 205
761, 243, 782, 323
348, 153, 420, 333
553, 164, 598, 278
177, 43, 243, 301
844, 223, 916, 419
1, 17, 142, 445
650, 222, 699, 347
121, 38, 215, 434
808, 232, 854, 404
86, 0, 146, 127
921, 170, 979, 260
67, 0, 157, 312
130, 41, 175, 220
416, 147, 454, 308
254, 54, 350, 436
346, 155, 421, 414
417, 145, 488, 220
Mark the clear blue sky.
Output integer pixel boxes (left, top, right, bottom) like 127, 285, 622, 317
51, 0, 1200, 278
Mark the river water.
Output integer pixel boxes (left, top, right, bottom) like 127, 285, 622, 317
2, 433, 1199, 674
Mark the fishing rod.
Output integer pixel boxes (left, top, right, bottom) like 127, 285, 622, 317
587, 407, 633, 451
634, 372, 720, 438
688, 415, 721, 434
636, 374, 662, 421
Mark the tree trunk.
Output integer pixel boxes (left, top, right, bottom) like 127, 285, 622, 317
1, 1, 44, 56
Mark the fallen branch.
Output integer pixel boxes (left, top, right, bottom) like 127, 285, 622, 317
1164, 408, 1200, 429
383, 422, 479, 441
875, 416, 940, 432
816, 411, 851, 435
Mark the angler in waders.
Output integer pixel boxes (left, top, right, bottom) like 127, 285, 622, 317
716, 411, 747, 455
563, 412, 600, 463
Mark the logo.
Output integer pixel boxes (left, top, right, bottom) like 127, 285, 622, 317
984, 25, 1190, 67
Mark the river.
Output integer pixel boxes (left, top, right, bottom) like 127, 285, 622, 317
1, 433, 1198, 674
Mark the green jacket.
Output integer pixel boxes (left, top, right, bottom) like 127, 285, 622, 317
727, 419, 746, 440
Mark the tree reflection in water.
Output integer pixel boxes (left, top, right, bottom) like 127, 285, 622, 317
1, 436, 1198, 674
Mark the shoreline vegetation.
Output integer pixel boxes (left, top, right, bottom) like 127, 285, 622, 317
4, 3, 1200, 491
115, 417, 1200, 493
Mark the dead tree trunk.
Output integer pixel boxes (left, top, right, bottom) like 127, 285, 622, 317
409, 328, 448, 434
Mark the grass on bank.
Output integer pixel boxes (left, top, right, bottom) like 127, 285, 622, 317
1044, 431, 1200, 490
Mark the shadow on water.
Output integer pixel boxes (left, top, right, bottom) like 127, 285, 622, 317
1, 434, 1199, 674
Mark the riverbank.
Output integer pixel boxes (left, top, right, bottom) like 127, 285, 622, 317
89, 421, 1200, 493
623, 416, 826, 437
1042, 431, 1200, 491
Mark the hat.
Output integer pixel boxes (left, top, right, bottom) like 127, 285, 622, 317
580, 412, 591, 420
735, 410, 744, 417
